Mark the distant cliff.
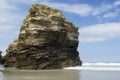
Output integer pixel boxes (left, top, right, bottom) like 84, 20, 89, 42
0, 50, 2, 63
3, 4, 82, 69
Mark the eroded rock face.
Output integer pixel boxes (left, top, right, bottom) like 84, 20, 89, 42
4, 4, 82, 69
3, 40, 18, 67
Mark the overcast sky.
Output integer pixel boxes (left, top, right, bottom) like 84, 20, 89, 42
0, 0, 120, 63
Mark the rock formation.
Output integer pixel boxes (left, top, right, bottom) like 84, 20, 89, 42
0, 50, 2, 63
3, 4, 82, 69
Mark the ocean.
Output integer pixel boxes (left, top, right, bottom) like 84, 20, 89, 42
0, 63, 120, 80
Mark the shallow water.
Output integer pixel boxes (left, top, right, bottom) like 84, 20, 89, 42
1, 69, 120, 80
1, 69, 80, 80
1, 64, 120, 80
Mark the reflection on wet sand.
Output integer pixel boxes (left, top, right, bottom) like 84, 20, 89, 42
1, 69, 80, 80
0, 72, 5, 80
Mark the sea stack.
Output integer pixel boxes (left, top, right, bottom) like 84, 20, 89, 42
3, 4, 82, 69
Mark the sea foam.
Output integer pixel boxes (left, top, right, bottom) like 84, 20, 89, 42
83, 63, 120, 66
64, 63, 120, 71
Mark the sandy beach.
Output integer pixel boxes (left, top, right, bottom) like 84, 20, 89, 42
1, 66, 120, 80
1, 69, 80, 80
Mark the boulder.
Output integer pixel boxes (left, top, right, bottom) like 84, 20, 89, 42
3, 4, 82, 69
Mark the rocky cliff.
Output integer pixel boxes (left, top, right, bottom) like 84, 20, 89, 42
3, 4, 82, 69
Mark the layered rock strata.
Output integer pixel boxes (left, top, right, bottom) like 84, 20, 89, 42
3, 4, 82, 69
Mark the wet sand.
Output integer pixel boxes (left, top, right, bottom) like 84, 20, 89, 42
1, 69, 80, 80
1, 68, 120, 80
